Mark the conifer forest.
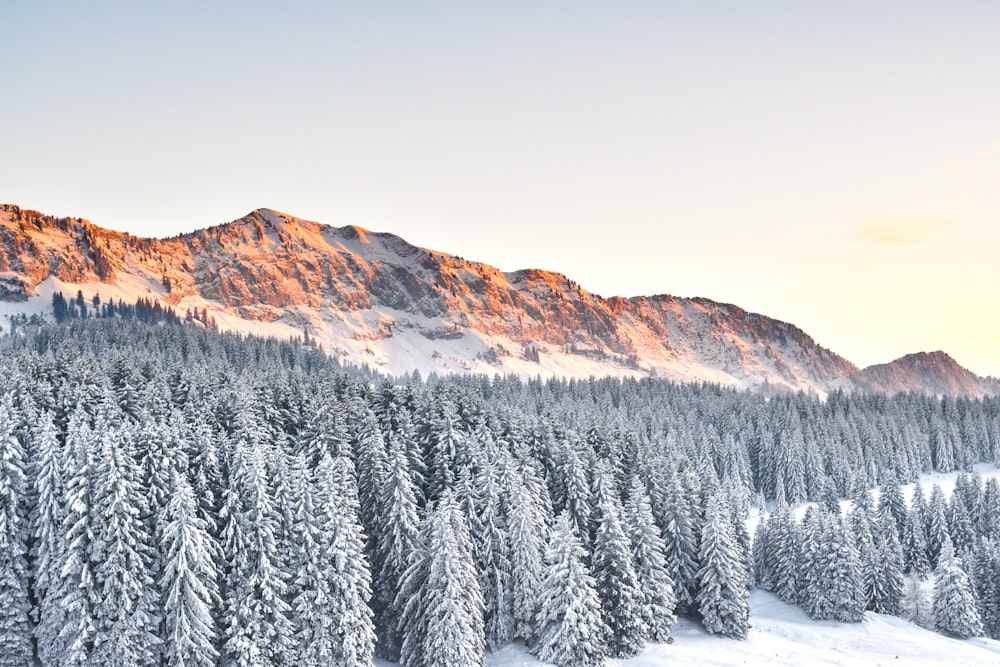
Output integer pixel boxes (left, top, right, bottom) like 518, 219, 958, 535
2, 319, 1000, 666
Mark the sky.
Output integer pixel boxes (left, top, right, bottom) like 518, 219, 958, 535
3, 1, 999, 376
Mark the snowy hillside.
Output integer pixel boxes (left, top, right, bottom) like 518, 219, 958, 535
1, 203, 995, 395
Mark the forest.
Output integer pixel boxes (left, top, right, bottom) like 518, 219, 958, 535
1, 318, 999, 667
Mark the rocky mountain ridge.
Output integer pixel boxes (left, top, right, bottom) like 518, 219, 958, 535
1, 203, 995, 396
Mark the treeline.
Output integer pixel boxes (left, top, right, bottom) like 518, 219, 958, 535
51, 290, 183, 326
0, 319, 998, 666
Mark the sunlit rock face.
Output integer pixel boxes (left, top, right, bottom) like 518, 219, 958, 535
1, 203, 994, 396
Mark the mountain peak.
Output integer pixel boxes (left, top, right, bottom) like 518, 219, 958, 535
0, 203, 993, 396
860, 350, 987, 397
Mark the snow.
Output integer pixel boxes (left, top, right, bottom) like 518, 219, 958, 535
374, 589, 1000, 667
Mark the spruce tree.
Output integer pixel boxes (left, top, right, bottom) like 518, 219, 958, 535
624, 477, 677, 643
161, 470, 220, 667
30, 411, 66, 666
320, 454, 376, 666
398, 492, 485, 667
504, 469, 546, 642
0, 397, 32, 666
696, 495, 750, 639
90, 424, 159, 667
590, 465, 646, 657
932, 535, 983, 638
55, 409, 99, 666
533, 512, 609, 667
372, 433, 420, 661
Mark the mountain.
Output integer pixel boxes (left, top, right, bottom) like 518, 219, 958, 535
0, 203, 993, 396
859, 351, 1000, 397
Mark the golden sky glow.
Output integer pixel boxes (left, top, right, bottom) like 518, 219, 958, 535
2, 2, 999, 376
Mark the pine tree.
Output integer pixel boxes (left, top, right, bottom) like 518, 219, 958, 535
932, 535, 983, 638
398, 492, 485, 667
660, 473, 699, 610
55, 408, 99, 666
877, 472, 908, 541
504, 468, 546, 642
624, 478, 677, 643
372, 433, 420, 661
800, 510, 864, 622
927, 485, 951, 568
90, 423, 159, 666
533, 512, 609, 667
862, 520, 904, 616
220, 440, 295, 667
320, 454, 376, 666
160, 470, 220, 667
0, 397, 32, 666
31, 410, 66, 665
769, 505, 801, 605
590, 465, 646, 657
468, 458, 514, 650
971, 539, 1000, 640
696, 495, 750, 639
902, 506, 931, 578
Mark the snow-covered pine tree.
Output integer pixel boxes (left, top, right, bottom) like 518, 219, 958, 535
800, 509, 864, 622
927, 484, 951, 568
660, 472, 700, 611
503, 465, 546, 642
624, 477, 677, 644
863, 519, 904, 616
902, 505, 931, 578
932, 535, 983, 638
220, 439, 295, 667
0, 396, 32, 666
971, 538, 1000, 640
469, 453, 514, 650
55, 407, 99, 666
160, 469, 220, 667
877, 472, 908, 542
397, 492, 485, 667
696, 494, 750, 639
90, 423, 159, 667
372, 432, 420, 661
533, 511, 609, 667
30, 410, 66, 666
319, 453, 376, 666
769, 505, 801, 605
590, 464, 646, 657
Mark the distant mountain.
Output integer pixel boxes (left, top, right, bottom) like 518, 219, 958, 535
0, 203, 993, 396
859, 351, 1000, 397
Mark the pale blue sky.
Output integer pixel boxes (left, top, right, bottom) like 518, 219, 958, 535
3, 2, 999, 375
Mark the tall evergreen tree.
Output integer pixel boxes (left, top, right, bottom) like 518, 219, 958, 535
30, 410, 66, 666
696, 495, 750, 639
932, 535, 983, 638
624, 478, 677, 643
398, 492, 485, 667
160, 470, 220, 667
372, 433, 421, 661
533, 512, 609, 667
590, 465, 646, 657
55, 408, 99, 666
90, 424, 159, 667
0, 397, 32, 666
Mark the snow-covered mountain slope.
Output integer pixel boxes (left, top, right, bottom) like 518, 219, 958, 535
0, 203, 993, 395
859, 351, 1000, 398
